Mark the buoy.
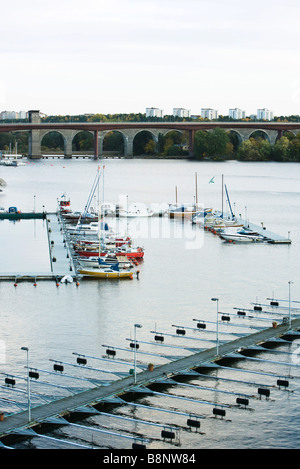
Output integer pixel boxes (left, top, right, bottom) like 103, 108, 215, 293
236, 397, 249, 407
130, 342, 139, 349
161, 429, 175, 440
221, 315, 230, 321
132, 443, 146, 449
258, 387, 270, 399
53, 364, 64, 372
76, 281, 80, 286
5, 377, 16, 386
197, 323, 206, 329
76, 357, 87, 365
213, 407, 226, 418
187, 418, 200, 429
277, 379, 289, 389
154, 335, 164, 342
14, 282, 17, 287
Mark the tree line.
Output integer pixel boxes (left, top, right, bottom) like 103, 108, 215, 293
193, 129, 300, 162
41, 113, 300, 123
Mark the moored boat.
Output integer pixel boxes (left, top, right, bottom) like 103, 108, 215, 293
118, 203, 154, 218
78, 263, 134, 279
220, 232, 263, 243
75, 246, 144, 259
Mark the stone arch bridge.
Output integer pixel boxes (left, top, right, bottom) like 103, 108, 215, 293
1, 110, 299, 158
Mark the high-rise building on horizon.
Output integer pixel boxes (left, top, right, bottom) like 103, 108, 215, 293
173, 108, 190, 118
257, 108, 273, 120
146, 107, 164, 118
229, 108, 246, 120
201, 108, 218, 120
0, 110, 28, 120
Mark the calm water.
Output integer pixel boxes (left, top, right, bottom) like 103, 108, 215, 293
0, 157, 300, 449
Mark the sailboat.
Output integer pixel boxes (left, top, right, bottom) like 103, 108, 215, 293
78, 262, 134, 278
77, 167, 135, 279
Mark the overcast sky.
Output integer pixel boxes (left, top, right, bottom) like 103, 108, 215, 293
1, 0, 299, 116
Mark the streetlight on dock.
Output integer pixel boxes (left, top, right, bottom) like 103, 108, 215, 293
288, 281, 294, 330
211, 298, 219, 356
134, 324, 142, 383
21, 346, 31, 422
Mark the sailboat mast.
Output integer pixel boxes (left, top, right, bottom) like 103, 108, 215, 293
221, 174, 224, 218
195, 172, 198, 207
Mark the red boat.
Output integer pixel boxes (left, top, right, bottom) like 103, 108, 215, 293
73, 237, 131, 249
58, 194, 72, 214
75, 247, 144, 259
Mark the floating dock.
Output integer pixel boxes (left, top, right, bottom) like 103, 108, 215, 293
0, 212, 78, 283
0, 212, 46, 220
237, 217, 292, 244
204, 212, 292, 244
1, 315, 299, 443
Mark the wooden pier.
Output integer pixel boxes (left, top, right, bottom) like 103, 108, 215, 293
1, 317, 299, 440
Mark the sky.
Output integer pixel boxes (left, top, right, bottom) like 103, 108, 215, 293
0, 0, 299, 117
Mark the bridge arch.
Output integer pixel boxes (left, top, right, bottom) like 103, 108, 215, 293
72, 130, 94, 153
227, 130, 243, 150
248, 129, 271, 142
133, 130, 157, 156
103, 130, 125, 156
40, 130, 66, 154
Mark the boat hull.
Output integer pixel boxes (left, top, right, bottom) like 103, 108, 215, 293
75, 249, 144, 259
78, 268, 134, 278
220, 234, 261, 243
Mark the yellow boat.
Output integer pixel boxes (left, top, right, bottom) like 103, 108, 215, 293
78, 265, 134, 279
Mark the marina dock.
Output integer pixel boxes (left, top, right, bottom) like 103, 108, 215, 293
1, 315, 300, 446
236, 217, 292, 244
0, 212, 78, 283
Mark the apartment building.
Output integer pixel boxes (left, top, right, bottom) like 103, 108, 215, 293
257, 108, 274, 120
173, 108, 190, 118
201, 108, 218, 119
229, 108, 246, 120
146, 107, 164, 118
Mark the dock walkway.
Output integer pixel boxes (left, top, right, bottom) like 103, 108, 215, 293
0, 212, 77, 282
236, 216, 291, 244
1, 318, 299, 438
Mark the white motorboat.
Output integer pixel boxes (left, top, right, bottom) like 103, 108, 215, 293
191, 208, 213, 225
119, 203, 153, 217
220, 232, 263, 243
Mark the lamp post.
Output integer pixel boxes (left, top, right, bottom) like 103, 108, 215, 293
20, 346, 31, 422
288, 281, 294, 330
211, 298, 219, 356
134, 324, 142, 383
